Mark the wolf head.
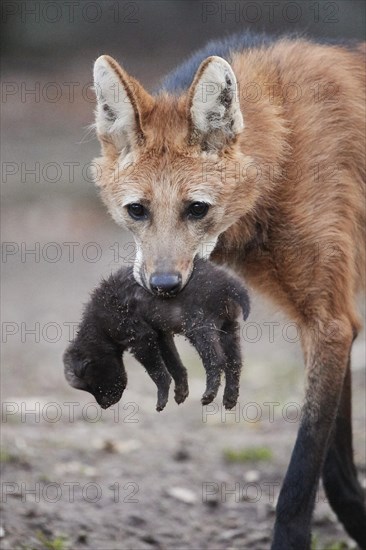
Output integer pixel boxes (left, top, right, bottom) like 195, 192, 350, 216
92, 54, 257, 295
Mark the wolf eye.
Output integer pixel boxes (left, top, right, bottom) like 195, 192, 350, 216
127, 203, 147, 220
188, 202, 209, 219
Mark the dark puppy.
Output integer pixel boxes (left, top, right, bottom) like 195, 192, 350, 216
64, 259, 250, 411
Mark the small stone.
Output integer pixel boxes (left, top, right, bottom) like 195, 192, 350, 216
246, 531, 271, 543
167, 487, 197, 504
243, 470, 260, 483
127, 514, 146, 527
77, 532, 88, 544
0, 526, 5, 538
173, 449, 190, 462
313, 512, 333, 526
204, 495, 220, 508
24, 509, 37, 518
256, 502, 269, 521
102, 440, 117, 453
218, 528, 246, 541
140, 534, 159, 545
96, 439, 141, 454
54, 461, 96, 476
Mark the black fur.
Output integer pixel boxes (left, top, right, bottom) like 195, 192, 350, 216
159, 30, 360, 94
64, 259, 250, 411
322, 360, 366, 547
160, 30, 274, 93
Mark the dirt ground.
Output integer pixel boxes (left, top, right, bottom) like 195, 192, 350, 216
1, 63, 365, 550
1, 195, 365, 550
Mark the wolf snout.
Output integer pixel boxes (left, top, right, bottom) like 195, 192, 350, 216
150, 272, 182, 296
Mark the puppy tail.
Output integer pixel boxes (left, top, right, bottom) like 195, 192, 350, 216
228, 280, 250, 321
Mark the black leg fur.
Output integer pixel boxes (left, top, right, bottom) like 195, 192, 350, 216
157, 333, 189, 404
187, 329, 225, 405
131, 332, 172, 411
322, 358, 366, 548
272, 319, 353, 549
219, 320, 242, 410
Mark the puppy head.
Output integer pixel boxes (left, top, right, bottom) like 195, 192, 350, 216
63, 345, 127, 409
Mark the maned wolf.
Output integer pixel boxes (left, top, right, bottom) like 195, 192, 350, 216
91, 32, 366, 549
64, 258, 250, 411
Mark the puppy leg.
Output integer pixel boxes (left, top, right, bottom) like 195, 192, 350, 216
187, 330, 225, 405
219, 320, 242, 410
131, 332, 172, 411
158, 333, 189, 404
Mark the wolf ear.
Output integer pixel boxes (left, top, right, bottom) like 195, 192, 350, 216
187, 56, 244, 151
93, 55, 152, 153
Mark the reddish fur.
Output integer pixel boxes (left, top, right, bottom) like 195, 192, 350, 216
97, 40, 365, 336
94, 38, 366, 547
226, 41, 365, 332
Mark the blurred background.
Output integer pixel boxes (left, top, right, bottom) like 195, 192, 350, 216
1, 1, 365, 549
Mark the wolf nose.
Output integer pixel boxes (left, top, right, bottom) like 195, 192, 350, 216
150, 272, 182, 296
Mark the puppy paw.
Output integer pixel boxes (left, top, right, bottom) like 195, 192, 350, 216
223, 388, 239, 410
156, 378, 171, 412
174, 381, 189, 404
201, 390, 216, 406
